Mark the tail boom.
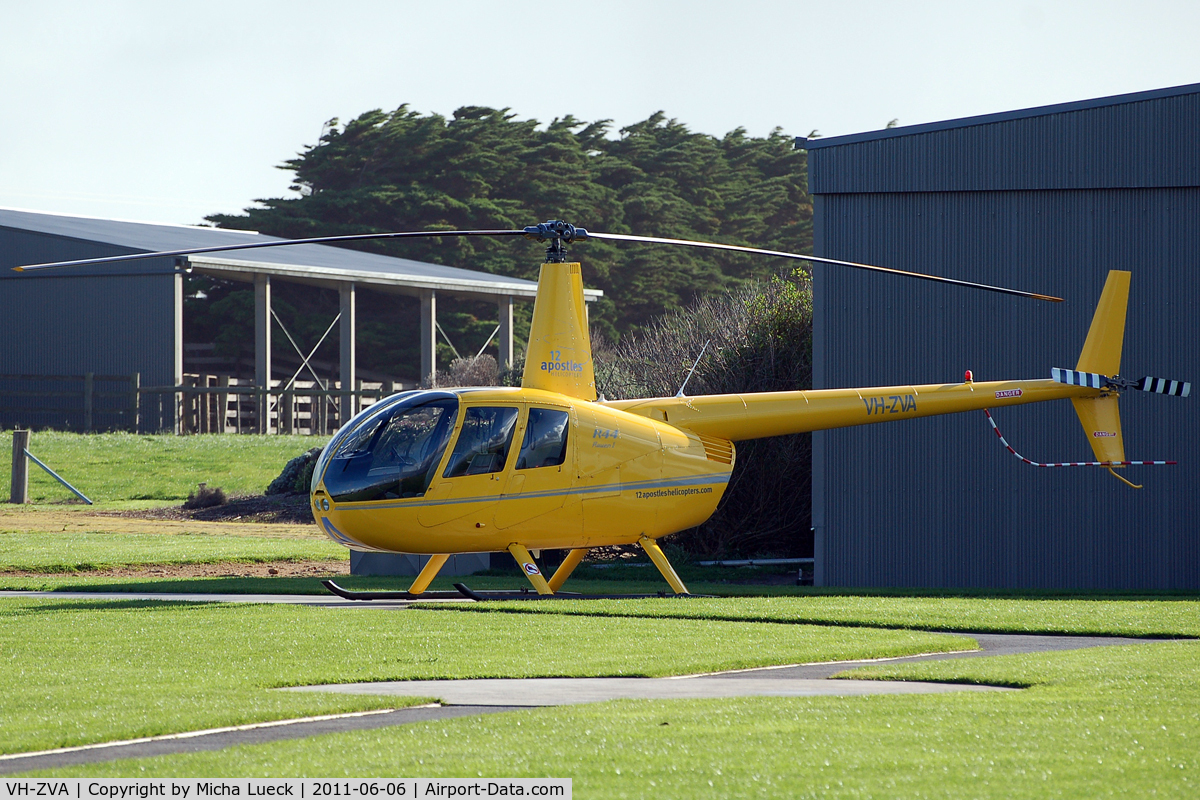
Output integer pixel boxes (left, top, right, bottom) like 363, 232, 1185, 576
608, 378, 1098, 441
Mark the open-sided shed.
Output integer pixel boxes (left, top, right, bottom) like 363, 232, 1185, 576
0, 208, 600, 433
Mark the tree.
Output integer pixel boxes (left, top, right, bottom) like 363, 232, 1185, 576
205, 105, 813, 371
595, 271, 814, 558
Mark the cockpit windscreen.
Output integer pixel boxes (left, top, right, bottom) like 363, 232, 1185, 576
322, 396, 458, 502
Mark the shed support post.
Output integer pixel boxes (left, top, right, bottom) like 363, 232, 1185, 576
497, 295, 514, 372
129, 373, 140, 433
173, 270, 184, 435
420, 289, 437, 387
83, 372, 94, 433
340, 282, 357, 423
255, 274, 272, 434
9, 430, 29, 504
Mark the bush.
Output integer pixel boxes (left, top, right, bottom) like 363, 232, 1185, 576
596, 270, 813, 559
433, 354, 500, 388
266, 447, 323, 495
183, 483, 227, 509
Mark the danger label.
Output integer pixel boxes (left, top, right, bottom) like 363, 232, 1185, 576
994, 389, 1023, 399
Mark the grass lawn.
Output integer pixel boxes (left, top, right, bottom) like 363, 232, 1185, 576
425, 593, 1200, 638
1, 430, 325, 503
0, 530, 346, 572
0, 596, 969, 756
3, 433, 1198, 793
13, 610, 1199, 799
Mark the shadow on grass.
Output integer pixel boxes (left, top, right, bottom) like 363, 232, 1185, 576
3, 598, 224, 614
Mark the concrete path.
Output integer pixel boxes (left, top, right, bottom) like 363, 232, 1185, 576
286, 675, 1014, 706
0, 706, 518, 774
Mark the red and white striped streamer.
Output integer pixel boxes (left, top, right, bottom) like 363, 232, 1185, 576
982, 409, 1175, 467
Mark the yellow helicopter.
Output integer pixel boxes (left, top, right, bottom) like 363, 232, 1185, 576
15, 220, 1189, 598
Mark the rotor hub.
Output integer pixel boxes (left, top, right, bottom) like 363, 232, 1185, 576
523, 220, 589, 262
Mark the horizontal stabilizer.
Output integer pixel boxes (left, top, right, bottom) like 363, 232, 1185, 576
1052, 367, 1191, 398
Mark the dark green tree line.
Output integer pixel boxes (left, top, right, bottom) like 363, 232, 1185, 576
201, 105, 812, 375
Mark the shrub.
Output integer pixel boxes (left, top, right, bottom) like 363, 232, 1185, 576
266, 447, 323, 495
183, 483, 227, 509
596, 270, 813, 558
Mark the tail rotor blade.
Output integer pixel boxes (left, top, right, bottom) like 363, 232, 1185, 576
1052, 367, 1191, 397
1136, 377, 1191, 397
1051, 367, 1107, 389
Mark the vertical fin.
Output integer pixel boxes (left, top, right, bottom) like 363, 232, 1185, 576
521, 262, 597, 401
1072, 271, 1131, 468
1071, 396, 1127, 464
1076, 270, 1130, 376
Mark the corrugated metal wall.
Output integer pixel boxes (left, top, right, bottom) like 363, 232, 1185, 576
809, 87, 1200, 590
0, 227, 179, 431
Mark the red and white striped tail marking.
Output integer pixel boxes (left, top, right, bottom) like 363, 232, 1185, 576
981, 409, 1175, 467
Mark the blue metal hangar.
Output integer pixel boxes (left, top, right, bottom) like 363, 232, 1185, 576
0, 208, 599, 432
802, 82, 1200, 591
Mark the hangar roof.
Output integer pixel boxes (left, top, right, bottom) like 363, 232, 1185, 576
797, 81, 1200, 150
0, 207, 601, 301
798, 82, 1200, 194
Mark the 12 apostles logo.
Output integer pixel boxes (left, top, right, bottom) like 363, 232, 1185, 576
540, 350, 586, 373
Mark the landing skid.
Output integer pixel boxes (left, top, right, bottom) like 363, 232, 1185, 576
321, 580, 464, 601
451, 583, 684, 601
321, 580, 695, 602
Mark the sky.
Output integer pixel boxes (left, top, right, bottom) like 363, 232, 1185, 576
2, 0, 1199, 227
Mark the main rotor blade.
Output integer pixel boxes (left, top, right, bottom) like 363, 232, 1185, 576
12, 229, 528, 272
585, 231, 1064, 302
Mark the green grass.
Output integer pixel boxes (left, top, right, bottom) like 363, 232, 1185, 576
0, 596, 968, 755
0, 531, 346, 573
419, 594, 1200, 638
19, 636, 1200, 798
1, 430, 325, 503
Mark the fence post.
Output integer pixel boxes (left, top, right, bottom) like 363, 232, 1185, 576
283, 389, 294, 435
10, 430, 29, 504
83, 372, 94, 433
183, 375, 198, 434
129, 373, 140, 433
198, 373, 210, 434
217, 375, 230, 434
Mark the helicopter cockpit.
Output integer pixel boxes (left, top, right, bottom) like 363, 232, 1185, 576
315, 391, 459, 503
313, 388, 573, 506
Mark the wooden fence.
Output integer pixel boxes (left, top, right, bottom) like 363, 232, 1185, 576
0, 373, 413, 434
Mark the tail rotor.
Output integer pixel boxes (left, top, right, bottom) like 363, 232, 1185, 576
1052, 367, 1191, 397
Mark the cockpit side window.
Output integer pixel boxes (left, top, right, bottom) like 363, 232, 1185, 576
516, 408, 569, 470
443, 407, 520, 478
